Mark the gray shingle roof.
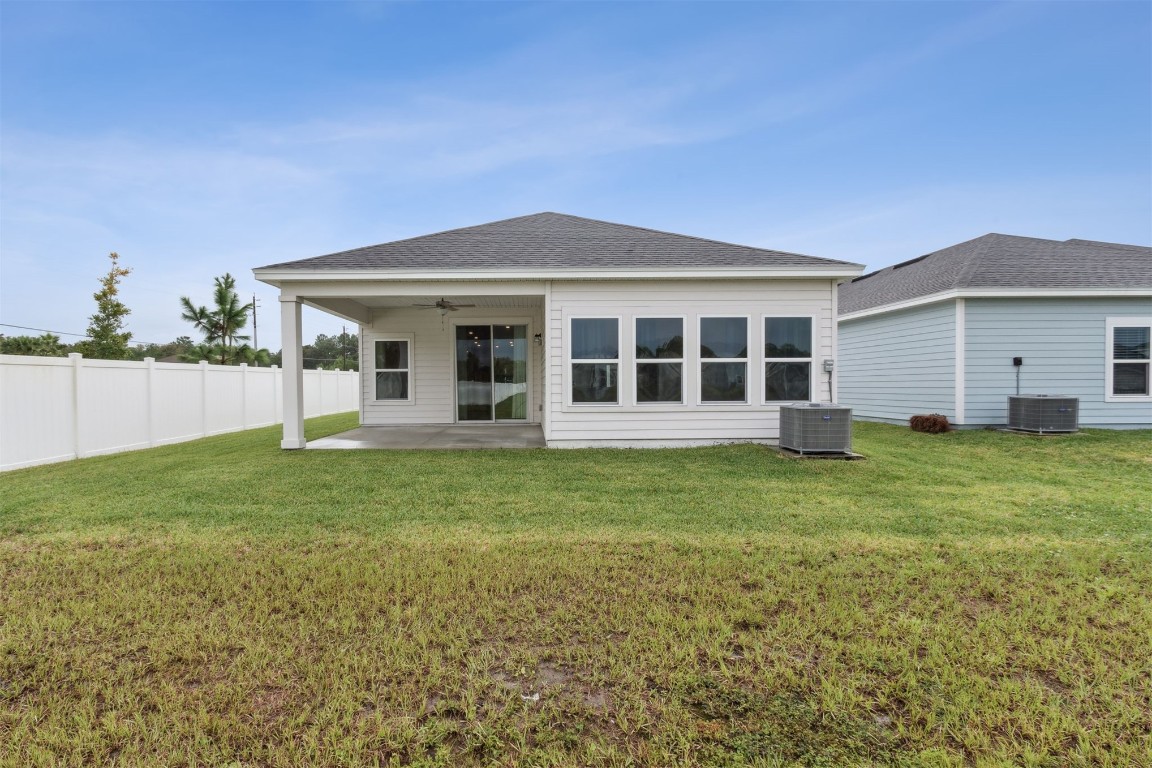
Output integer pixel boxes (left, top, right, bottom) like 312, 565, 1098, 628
839, 233, 1152, 315
255, 212, 859, 272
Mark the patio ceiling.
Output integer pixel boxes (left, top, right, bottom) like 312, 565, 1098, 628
302, 294, 544, 325
356, 295, 545, 308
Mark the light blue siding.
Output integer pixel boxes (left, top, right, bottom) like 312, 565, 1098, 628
965, 297, 1152, 428
838, 301, 956, 423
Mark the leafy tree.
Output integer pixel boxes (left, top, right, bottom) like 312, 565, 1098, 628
76, 252, 132, 360
0, 333, 69, 357
179, 274, 266, 365
303, 332, 359, 370
129, 336, 196, 361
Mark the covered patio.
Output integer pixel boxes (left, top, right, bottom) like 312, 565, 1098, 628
265, 281, 547, 450
306, 424, 546, 450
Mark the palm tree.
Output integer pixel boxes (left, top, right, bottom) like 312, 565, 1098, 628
180, 273, 253, 365
235, 344, 271, 367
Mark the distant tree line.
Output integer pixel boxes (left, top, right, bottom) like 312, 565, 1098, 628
2, 254, 358, 370
1, 330, 359, 371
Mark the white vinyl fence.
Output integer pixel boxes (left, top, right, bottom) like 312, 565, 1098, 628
0, 354, 358, 471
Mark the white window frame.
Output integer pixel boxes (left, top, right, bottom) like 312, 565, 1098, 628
568, 315, 622, 407
1105, 317, 1152, 403
372, 334, 414, 404
698, 315, 750, 405
762, 315, 816, 404
634, 315, 686, 406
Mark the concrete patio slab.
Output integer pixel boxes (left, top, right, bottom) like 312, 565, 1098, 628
306, 424, 546, 450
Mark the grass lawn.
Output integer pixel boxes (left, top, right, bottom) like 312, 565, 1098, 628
1, 415, 1150, 767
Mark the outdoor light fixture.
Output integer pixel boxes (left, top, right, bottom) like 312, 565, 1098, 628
438, 306, 450, 317
533, 333, 542, 345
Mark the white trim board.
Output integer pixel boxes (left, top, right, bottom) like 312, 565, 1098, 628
257, 266, 864, 285
839, 288, 1152, 322
954, 298, 966, 424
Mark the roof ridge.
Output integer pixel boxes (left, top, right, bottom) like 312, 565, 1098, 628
1065, 238, 1152, 252
542, 211, 842, 263
318, 212, 558, 259
954, 234, 1002, 289
314, 211, 858, 268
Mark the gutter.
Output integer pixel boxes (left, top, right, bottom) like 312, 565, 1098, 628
253, 265, 866, 286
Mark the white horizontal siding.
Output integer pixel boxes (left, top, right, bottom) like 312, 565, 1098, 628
361, 307, 544, 426
837, 301, 957, 423
965, 297, 1152, 427
546, 279, 836, 444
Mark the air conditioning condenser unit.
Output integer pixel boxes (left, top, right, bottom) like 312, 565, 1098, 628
779, 403, 853, 454
1007, 395, 1079, 434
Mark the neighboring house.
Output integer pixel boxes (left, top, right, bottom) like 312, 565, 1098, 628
837, 234, 1152, 429
253, 212, 863, 448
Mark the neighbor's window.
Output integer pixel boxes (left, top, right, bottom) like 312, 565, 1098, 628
764, 317, 812, 401
374, 339, 410, 400
700, 317, 747, 402
1108, 320, 1151, 397
571, 318, 619, 404
636, 317, 684, 404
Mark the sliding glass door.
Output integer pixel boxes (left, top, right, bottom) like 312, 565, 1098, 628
456, 326, 492, 421
456, 324, 528, 421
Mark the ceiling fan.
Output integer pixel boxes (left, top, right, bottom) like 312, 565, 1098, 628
412, 298, 476, 315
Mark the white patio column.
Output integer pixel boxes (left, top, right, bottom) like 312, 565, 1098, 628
280, 297, 306, 449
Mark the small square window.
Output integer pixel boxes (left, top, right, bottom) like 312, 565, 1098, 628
1108, 321, 1152, 399
374, 339, 411, 401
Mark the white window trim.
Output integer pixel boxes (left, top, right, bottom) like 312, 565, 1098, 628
761, 314, 816, 404
372, 333, 415, 404
1105, 317, 1152, 403
634, 315, 686, 406
698, 315, 751, 405
568, 315, 623, 407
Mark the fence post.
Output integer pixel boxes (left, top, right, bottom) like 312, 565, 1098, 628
240, 363, 248, 430
272, 365, 281, 424
69, 353, 83, 459
145, 357, 156, 447
200, 360, 209, 437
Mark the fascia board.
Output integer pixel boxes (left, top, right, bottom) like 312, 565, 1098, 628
254, 266, 865, 284
838, 287, 1152, 322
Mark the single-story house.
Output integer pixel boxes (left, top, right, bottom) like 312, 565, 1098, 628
253, 212, 863, 448
837, 234, 1152, 429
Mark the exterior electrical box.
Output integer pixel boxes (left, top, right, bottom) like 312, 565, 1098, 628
1007, 395, 1079, 434
779, 403, 853, 454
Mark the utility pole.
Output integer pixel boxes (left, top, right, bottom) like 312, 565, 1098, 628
251, 293, 260, 365
341, 325, 347, 370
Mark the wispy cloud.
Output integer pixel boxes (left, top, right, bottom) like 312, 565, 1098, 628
1, 0, 1144, 347
757, 172, 1152, 270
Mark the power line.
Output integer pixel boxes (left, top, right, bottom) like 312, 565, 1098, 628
0, 323, 168, 347
1, 323, 88, 338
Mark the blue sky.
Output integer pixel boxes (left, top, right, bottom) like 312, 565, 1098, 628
2, 1, 1149, 348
